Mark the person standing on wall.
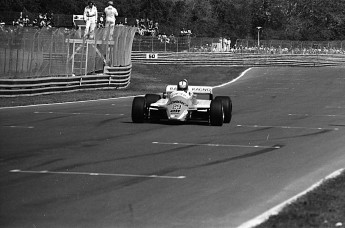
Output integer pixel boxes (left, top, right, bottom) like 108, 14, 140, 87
103, 1, 118, 40
83, 1, 98, 39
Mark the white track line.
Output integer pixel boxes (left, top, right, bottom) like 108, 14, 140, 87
236, 124, 339, 131
2, 125, 34, 129
152, 142, 281, 149
325, 106, 345, 109
9, 169, 186, 179
213, 68, 253, 88
0, 95, 138, 110
34, 111, 124, 116
289, 113, 345, 117
237, 168, 345, 228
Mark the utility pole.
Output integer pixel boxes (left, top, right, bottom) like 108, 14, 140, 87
257, 26, 262, 47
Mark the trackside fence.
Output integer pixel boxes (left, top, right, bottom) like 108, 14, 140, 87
0, 26, 136, 79
132, 37, 345, 54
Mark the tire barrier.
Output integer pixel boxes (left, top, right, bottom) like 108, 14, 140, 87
0, 65, 131, 97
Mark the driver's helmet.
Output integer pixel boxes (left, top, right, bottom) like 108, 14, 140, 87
177, 79, 188, 91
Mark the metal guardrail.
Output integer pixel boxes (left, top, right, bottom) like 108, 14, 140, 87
0, 65, 131, 97
131, 53, 345, 67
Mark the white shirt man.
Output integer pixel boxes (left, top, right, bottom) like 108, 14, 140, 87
103, 1, 118, 40
83, 1, 98, 39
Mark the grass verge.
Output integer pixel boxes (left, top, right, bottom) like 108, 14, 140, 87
257, 170, 345, 228
0, 64, 247, 107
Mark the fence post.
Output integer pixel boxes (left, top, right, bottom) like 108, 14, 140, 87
151, 36, 154, 52
72, 39, 75, 75
188, 37, 190, 52
66, 35, 70, 76
15, 48, 19, 76
85, 43, 89, 76
22, 37, 25, 73
177, 37, 179, 53
49, 32, 53, 76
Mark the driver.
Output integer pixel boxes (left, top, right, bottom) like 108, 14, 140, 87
177, 79, 189, 92
174, 79, 197, 105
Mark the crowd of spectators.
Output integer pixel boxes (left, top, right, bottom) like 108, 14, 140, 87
156, 33, 176, 44
150, 28, 193, 45
231, 45, 345, 55
180, 28, 192, 37
136, 18, 159, 36
11, 12, 54, 28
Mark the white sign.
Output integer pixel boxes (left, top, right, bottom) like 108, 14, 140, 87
146, 53, 158, 59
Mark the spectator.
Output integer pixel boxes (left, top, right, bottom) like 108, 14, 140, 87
47, 13, 54, 27
169, 34, 176, 43
148, 19, 153, 29
23, 15, 30, 27
39, 13, 45, 27
154, 22, 159, 34
83, 1, 98, 39
98, 15, 104, 28
103, 0, 118, 40
0, 20, 5, 30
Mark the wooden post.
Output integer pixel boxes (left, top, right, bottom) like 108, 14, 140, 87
85, 43, 89, 76
71, 40, 75, 75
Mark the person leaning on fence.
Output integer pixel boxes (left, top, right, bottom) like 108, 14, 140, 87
83, 1, 98, 39
103, 1, 118, 40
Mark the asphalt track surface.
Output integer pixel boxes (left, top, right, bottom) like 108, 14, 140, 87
1, 67, 345, 228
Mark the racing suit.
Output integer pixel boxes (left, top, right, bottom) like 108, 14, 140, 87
170, 90, 197, 107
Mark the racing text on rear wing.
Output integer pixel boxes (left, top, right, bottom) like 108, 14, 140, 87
166, 85, 213, 94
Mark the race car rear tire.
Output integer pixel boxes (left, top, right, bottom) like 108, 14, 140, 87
210, 99, 224, 126
132, 97, 146, 123
215, 96, 232, 123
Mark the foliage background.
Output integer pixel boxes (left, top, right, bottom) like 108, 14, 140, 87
1, 0, 345, 40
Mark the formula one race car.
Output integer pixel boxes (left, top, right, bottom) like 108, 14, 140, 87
131, 80, 232, 126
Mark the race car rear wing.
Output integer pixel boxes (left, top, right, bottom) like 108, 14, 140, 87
166, 85, 213, 94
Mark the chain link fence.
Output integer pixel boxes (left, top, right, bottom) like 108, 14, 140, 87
0, 26, 75, 78
0, 26, 120, 79
133, 36, 345, 54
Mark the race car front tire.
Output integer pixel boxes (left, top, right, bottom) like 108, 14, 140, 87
210, 99, 224, 126
145, 94, 162, 121
132, 97, 146, 123
215, 96, 232, 123
145, 94, 161, 106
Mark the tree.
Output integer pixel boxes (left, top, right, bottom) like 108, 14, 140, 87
1, 0, 345, 40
